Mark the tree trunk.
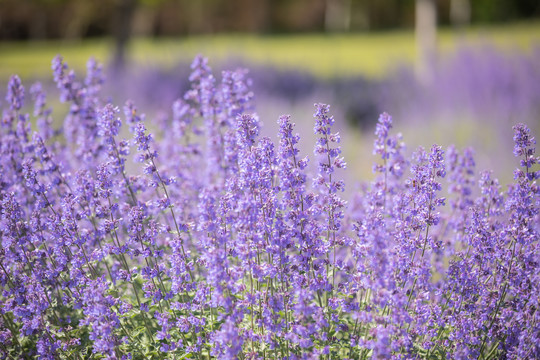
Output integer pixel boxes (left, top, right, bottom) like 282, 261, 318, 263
112, 0, 137, 72
324, 0, 351, 32
415, 0, 437, 84
450, 0, 471, 28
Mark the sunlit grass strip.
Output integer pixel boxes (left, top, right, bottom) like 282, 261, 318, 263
1, 20, 539, 81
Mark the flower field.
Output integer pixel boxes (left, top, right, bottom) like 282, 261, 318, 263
0, 53, 538, 359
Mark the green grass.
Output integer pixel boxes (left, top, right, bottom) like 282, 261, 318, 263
1, 21, 539, 81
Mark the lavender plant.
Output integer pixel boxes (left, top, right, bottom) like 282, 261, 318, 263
0, 55, 538, 360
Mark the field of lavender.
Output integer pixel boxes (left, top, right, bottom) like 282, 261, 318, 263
0, 48, 539, 360
118, 44, 540, 184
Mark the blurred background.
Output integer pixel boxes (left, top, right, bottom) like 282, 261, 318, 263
1, 0, 539, 183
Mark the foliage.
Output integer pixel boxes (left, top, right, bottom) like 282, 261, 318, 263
0, 55, 538, 359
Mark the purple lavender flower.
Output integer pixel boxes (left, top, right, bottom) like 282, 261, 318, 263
513, 123, 539, 179
52, 55, 78, 103
6, 75, 24, 111
210, 318, 244, 360
98, 104, 122, 139
218, 68, 254, 126
80, 278, 120, 356
133, 122, 152, 152
29, 82, 54, 140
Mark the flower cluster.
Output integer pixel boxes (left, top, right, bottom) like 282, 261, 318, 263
0, 55, 538, 359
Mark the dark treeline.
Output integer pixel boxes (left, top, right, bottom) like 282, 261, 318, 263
1, 0, 539, 40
